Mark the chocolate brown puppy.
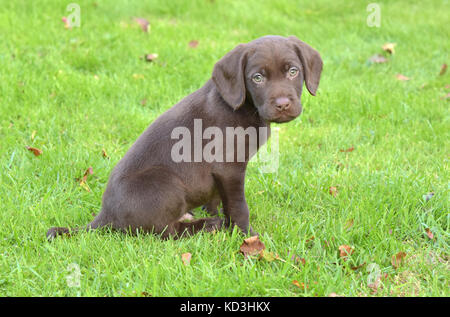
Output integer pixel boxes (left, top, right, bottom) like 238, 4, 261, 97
47, 35, 323, 240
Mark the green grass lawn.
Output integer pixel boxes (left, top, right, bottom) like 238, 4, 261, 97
0, 0, 448, 296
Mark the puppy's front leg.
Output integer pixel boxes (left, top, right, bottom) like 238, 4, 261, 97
213, 172, 256, 236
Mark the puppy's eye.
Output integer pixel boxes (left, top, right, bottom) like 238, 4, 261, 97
288, 67, 299, 77
252, 73, 264, 84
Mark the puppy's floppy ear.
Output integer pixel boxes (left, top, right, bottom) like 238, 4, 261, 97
212, 44, 247, 110
288, 36, 323, 96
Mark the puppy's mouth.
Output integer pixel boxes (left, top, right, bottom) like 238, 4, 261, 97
258, 104, 302, 123
271, 114, 297, 123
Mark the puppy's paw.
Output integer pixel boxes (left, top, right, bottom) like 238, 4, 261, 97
46, 227, 69, 241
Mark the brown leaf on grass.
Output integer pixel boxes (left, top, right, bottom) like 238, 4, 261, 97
134, 18, 150, 32
369, 54, 388, 64
79, 167, 93, 192
239, 235, 265, 258
181, 252, 192, 265
396, 74, 410, 81
329, 186, 338, 197
425, 228, 434, 240
26, 146, 42, 157
102, 148, 109, 159
292, 280, 308, 290
439, 63, 447, 76
382, 43, 396, 54
188, 40, 199, 48
338, 245, 354, 259
82, 167, 93, 181
145, 53, 158, 62
339, 146, 354, 152
391, 252, 407, 269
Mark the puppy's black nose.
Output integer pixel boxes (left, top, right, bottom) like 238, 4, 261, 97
275, 97, 291, 111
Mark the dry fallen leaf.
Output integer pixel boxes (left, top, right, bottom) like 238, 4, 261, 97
188, 40, 199, 48
396, 74, 410, 81
79, 167, 93, 192
339, 146, 355, 152
292, 280, 308, 290
425, 228, 434, 240
382, 42, 396, 54
239, 235, 265, 258
181, 252, 192, 265
391, 251, 407, 269
439, 63, 447, 76
134, 18, 150, 32
369, 54, 388, 64
102, 148, 109, 158
82, 167, 93, 181
338, 245, 354, 259
102, 148, 109, 159
26, 146, 42, 157
329, 186, 338, 197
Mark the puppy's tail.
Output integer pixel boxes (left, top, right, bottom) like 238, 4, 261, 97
46, 226, 77, 240
46, 214, 108, 241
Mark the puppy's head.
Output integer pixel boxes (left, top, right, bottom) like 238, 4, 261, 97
212, 35, 323, 123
